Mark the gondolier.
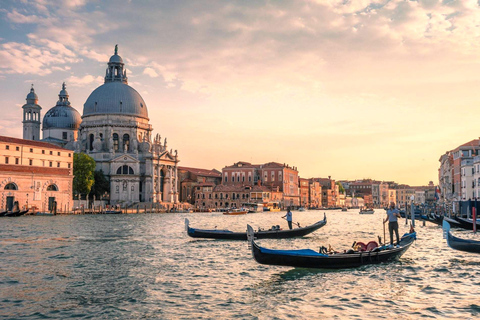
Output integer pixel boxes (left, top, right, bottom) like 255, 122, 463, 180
283, 208, 293, 230
384, 202, 401, 245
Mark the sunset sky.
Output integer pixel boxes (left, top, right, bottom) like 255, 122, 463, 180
1, 0, 480, 186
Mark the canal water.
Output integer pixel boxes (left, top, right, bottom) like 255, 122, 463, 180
1, 209, 479, 319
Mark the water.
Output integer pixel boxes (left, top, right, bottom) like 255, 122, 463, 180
1, 210, 479, 319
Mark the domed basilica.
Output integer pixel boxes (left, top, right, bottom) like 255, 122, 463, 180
22, 46, 179, 205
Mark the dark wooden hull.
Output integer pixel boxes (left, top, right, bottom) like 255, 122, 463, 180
4, 209, 28, 217
446, 231, 480, 253
420, 214, 443, 226
186, 216, 327, 240
250, 232, 416, 269
443, 216, 463, 229
454, 217, 480, 231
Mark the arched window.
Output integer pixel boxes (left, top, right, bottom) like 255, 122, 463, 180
89, 134, 94, 151
116, 165, 134, 175
4, 183, 17, 190
113, 133, 119, 151
47, 184, 58, 191
123, 134, 130, 151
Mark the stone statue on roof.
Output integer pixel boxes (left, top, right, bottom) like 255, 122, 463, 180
115, 44, 118, 55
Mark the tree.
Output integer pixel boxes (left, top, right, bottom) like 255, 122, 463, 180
337, 182, 345, 194
90, 170, 110, 200
73, 153, 96, 199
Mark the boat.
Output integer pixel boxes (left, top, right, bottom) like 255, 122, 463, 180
359, 208, 375, 214
420, 213, 443, 226
104, 210, 123, 214
0, 209, 7, 217
341, 207, 348, 212
453, 216, 480, 231
443, 216, 463, 229
246, 225, 416, 269
223, 208, 248, 215
185, 213, 327, 240
4, 209, 29, 217
298, 207, 306, 212
35, 212, 56, 216
443, 220, 480, 253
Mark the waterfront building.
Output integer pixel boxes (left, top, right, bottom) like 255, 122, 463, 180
0, 136, 73, 212
473, 155, 480, 199
76, 46, 179, 205
221, 161, 300, 208
299, 178, 309, 207
460, 158, 474, 200
308, 179, 322, 208
438, 151, 453, 208
313, 177, 338, 208
178, 166, 222, 204
450, 139, 480, 202
395, 186, 415, 208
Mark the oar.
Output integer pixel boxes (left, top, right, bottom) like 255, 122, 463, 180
383, 217, 386, 245
282, 216, 301, 227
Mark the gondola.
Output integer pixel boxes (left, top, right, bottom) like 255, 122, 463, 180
4, 209, 28, 217
104, 210, 123, 214
185, 213, 327, 240
443, 216, 463, 229
453, 216, 480, 231
246, 225, 416, 269
442, 221, 480, 254
420, 213, 443, 226
0, 209, 7, 217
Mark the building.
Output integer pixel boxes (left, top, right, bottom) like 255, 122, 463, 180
76, 46, 179, 205
178, 167, 222, 204
20, 46, 180, 206
0, 136, 73, 212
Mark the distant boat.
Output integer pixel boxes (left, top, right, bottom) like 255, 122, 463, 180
298, 207, 306, 212
359, 208, 374, 214
223, 208, 248, 215
341, 207, 348, 212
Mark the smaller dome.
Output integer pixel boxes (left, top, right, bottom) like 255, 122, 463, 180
43, 106, 81, 130
109, 54, 123, 64
27, 89, 38, 101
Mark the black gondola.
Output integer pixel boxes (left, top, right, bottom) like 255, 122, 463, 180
185, 213, 326, 240
442, 221, 480, 254
443, 216, 463, 229
246, 225, 416, 269
420, 213, 443, 226
4, 209, 28, 217
453, 216, 480, 231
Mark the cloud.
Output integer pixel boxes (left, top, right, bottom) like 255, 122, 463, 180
65, 74, 103, 87
143, 67, 159, 78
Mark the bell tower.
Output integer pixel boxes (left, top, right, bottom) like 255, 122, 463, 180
22, 85, 42, 141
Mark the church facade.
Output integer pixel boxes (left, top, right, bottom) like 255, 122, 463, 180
21, 46, 179, 206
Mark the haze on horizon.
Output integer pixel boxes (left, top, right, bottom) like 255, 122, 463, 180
1, 0, 480, 186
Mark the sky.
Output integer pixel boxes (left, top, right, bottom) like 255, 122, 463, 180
1, 0, 480, 186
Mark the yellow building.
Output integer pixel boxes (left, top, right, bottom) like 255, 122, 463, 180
0, 136, 73, 213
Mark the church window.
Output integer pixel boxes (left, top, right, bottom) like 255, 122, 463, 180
5, 157, 8, 164
63, 132, 67, 140
89, 134, 94, 151
113, 134, 119, 151
15, 158, 19, 165
5, 145, 9, 150
116, 165, 134, 175
15, 146, 19, 151
42, 150, 45, 154
47, 184, 58, 191
5, 183, 17, 190
123, 134, 130, 151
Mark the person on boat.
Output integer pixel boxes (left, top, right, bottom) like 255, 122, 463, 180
283, 208, 293, 230
384, 202, 401, 245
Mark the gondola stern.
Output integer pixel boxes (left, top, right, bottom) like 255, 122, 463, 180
185, 218, 190, 232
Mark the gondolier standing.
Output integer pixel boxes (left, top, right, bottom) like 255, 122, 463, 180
283, 208, 293, 230
384, 202, 401, 245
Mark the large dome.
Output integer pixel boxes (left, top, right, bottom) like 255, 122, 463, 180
43, 105, 82, 129
83, 82, 149, 120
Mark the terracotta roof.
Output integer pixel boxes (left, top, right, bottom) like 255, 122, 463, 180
223, 161, 259, 169
178, 166, 221, 177
0, 164, 72, 176
0, 136, 68, 151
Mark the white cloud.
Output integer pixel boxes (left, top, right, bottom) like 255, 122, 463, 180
65, 74, 103, 86
143, 67, 159, 78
